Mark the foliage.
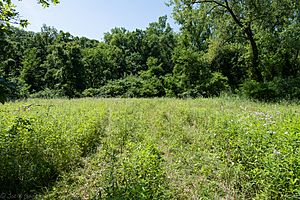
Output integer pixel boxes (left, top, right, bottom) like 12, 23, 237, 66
0, 99, 108, 195
97, 75, 164, 98
103, 143, 170, 199
82, 43, 116, 88
1, 2, 300, 101
0, 77, 28, 103
0, 77, 9, 103
82, 88, 102, 98
205, 72, 229, 97
0, 0, 59, 32
30, 88, 64, 99
241, 80, 277, 101
99, 76, 143, 98
172, 0, 300, 79
172, 47, 209, 96
1, 98, 299, 199
210, 43, 248, 89
211, 100, 300, 199
241, 77, 300, 101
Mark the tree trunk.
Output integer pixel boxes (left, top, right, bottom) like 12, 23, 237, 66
245, 27, 263, 82
195, 0, 264, 81
225, 1, 264, 82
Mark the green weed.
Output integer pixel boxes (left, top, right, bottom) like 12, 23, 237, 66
0, 98, 299, 199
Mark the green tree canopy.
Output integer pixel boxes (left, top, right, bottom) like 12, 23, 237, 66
0, 0, 59, 31
169, 0, 300, 81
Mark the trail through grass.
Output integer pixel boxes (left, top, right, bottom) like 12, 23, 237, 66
0, 98, 299, 199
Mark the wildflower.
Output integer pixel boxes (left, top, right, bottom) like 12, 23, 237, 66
273, 149, 281, 155
254, 112, 265, 117
267, 130, 276, 135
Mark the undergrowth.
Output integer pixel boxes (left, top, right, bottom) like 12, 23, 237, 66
0, 98, 299, 199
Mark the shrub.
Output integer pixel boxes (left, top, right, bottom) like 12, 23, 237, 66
240, 80, 277, 101
82, 88, 102, 97
140, 76, 165, 97
99, 76, 142, 97
30, 88, 64, 99
0, 78, 28, 103
0, 78, 9, 104
205, 72, 230, 97
98, 76, 165, 98
240, 76, 300, 101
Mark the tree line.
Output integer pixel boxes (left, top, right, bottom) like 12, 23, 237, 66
1, 0, 300, 102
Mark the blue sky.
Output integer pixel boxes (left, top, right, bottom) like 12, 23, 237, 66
12, 0, 178, 40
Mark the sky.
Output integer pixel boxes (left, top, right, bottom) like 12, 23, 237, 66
12, 0, 179, 40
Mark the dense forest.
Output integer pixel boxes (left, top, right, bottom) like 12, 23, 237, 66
1, 0, 300, 102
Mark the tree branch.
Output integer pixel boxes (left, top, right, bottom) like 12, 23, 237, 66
224, 0, 243, 28
191, 0, 228, 9
191, 0, 244, 28
207, 4, 220, 14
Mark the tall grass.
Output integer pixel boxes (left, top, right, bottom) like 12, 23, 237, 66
0, 99, 108, 195
0, 98, 299, 199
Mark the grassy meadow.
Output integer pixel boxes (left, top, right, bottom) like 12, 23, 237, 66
0, 97, 299, 199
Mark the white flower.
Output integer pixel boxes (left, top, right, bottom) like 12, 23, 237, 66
273, 149, 281, 155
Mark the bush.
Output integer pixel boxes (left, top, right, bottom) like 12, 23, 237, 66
96, 76, 165, 98
0, 78, 9, 104
240, 76, 300, 101
205, 72, 230, 97
240, 80, 277, 101
163, 74, 180, 97
99, 76, 142, 97
82, 88, 103, 97
175, 72, 229, 98
274, 76, 300, 99
0, 78, 28, 103
30, 88, 64, 99
140, 76, 165, 97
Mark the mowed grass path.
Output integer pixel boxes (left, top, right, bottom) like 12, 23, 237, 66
0, 98, 299, 199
